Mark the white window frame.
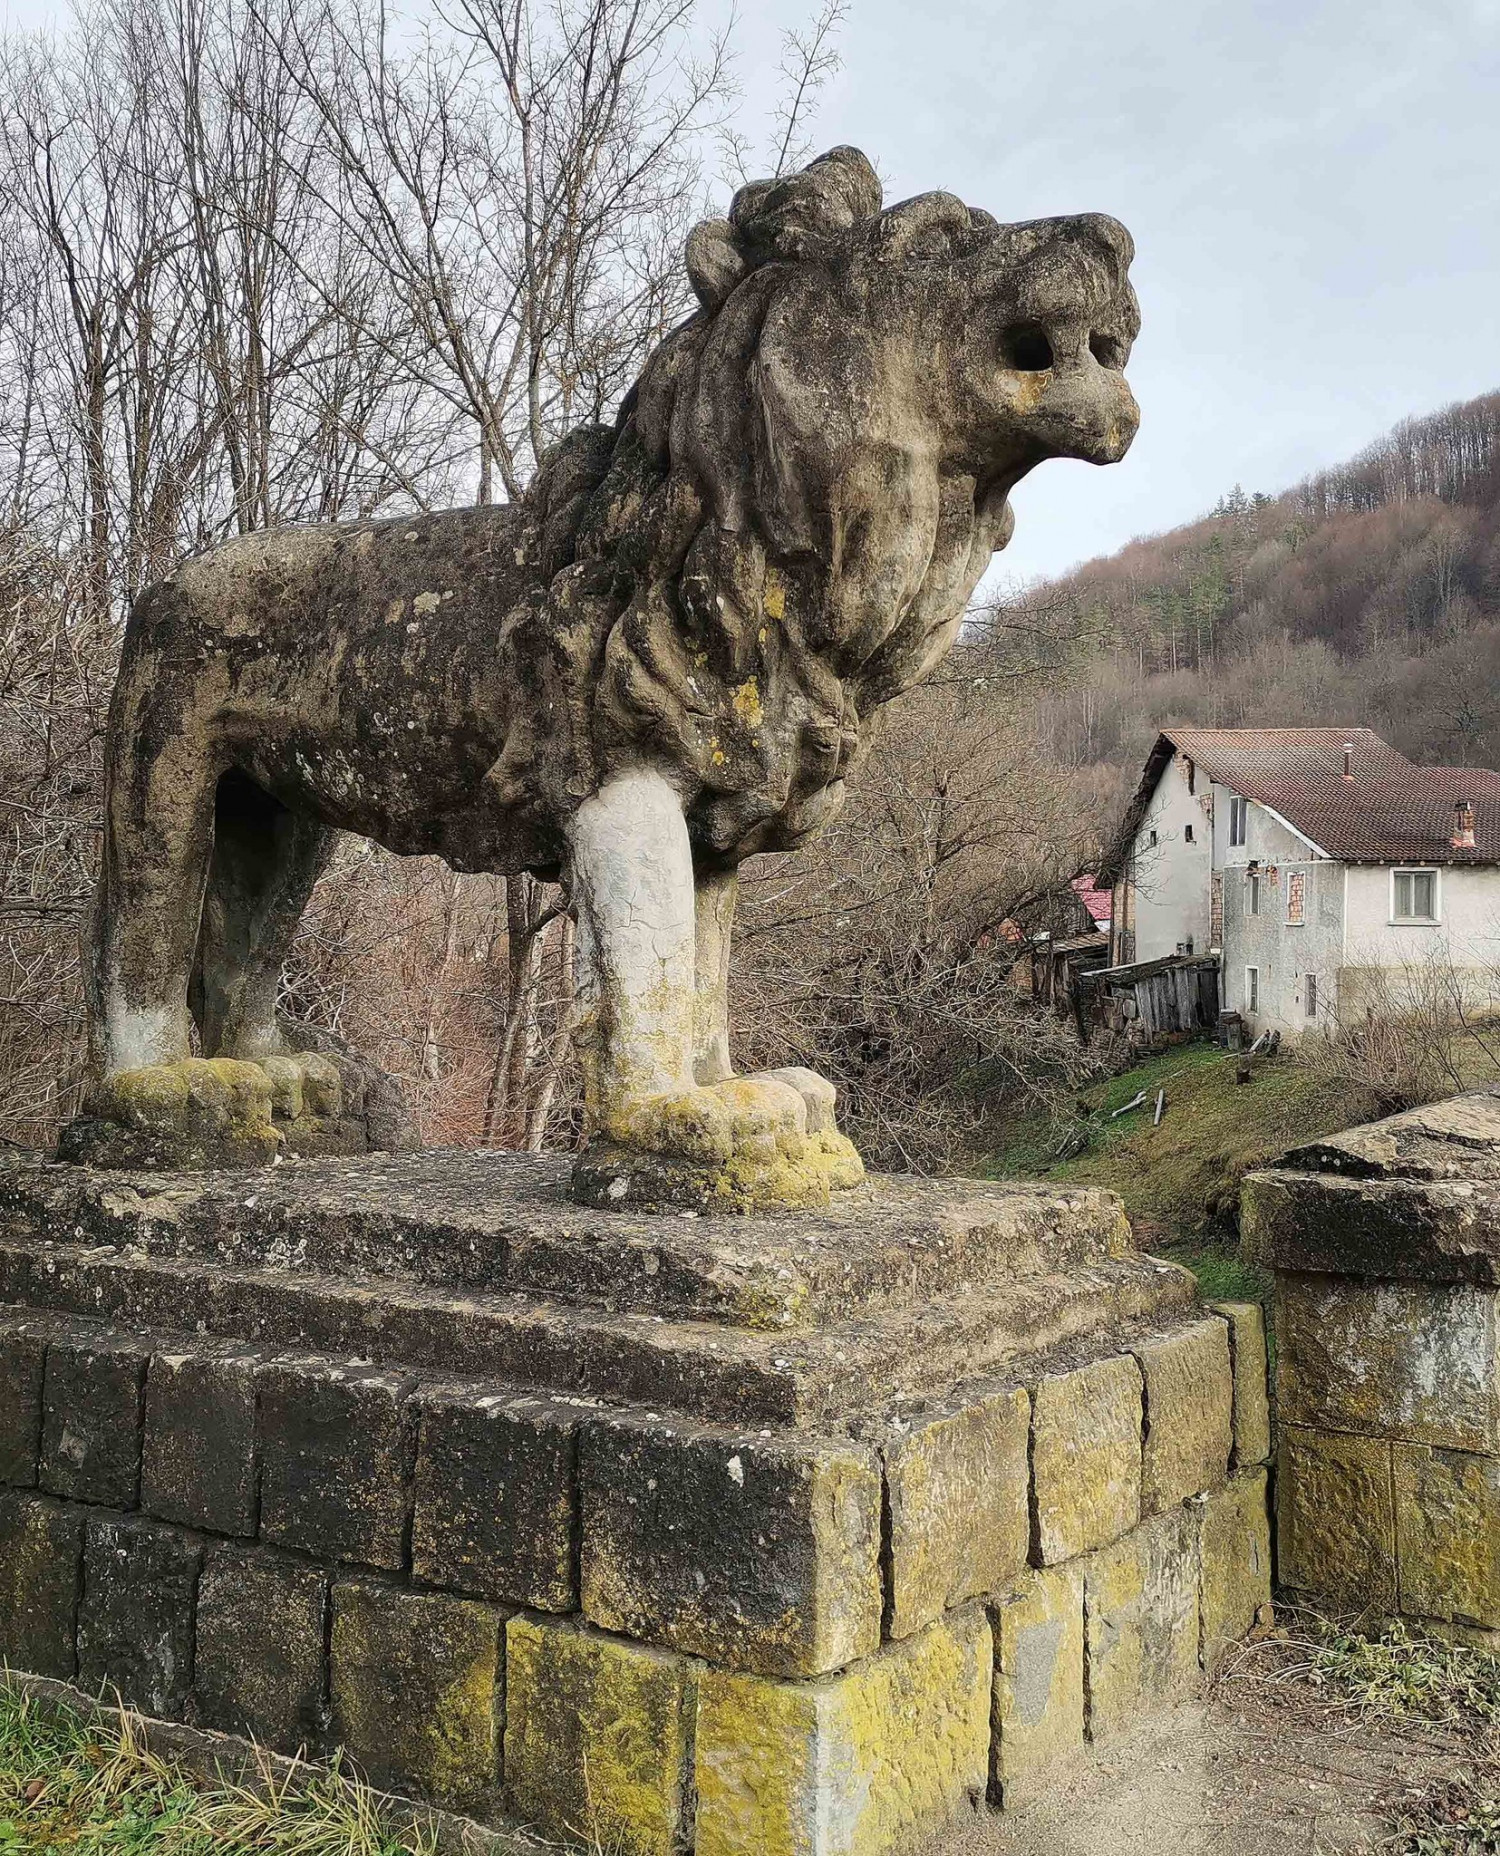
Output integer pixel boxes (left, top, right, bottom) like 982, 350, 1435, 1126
1390, 866, 1441, 925
1228, 794, 1248, 848
1245, 965, 1259, 1013
1247, 873, 1260, 916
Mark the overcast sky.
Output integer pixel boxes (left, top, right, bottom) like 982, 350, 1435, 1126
4, 0, 1497, 587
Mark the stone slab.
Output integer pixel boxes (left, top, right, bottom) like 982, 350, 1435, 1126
504, 1616, 695, 1856
1278, 1424, 1397, 1610
1131, 1319, 1233, 1514
0, 1229, 1194, 1429
1199, 1468, 1272, 1667
1275, 1272, 1500, 1454
1208, 1301, 1273, 1467
194, 1547, 329, 1747
0, 1314, 48, 1487
694, 1607, 991, 1856
879, 1384, 1031, 1641
580, 1412, 882, 1677
1394, 1443, 1500, 1628
412, 1389, 581, 1611
142, 1344, 260, 1534
39, 1328, 149, 1509
330, 1582, 504, 1814
0, 1491, 82, 1680
1031, 1353, 1143, 1564
1082, 1507, 1201, 1745
77, 1514, 201, 1717
0, 1152, 1129, 1329
990, 1564, 1085, 1809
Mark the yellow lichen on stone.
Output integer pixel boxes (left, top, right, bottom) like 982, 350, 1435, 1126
1278, 1423, 1396, 1608
1199, 1467, 1272, 1666
1081, 1508, 1200, 1745
1132, 1318, 1233, 1514
504, 1616, 695, 1856
990, 1564, 1085, 1808
1208, 1301, 1273, 1466
762, 567, 787, 622
1394, 1443, 1500, 1627
694, 1609, 991, 1856
1030, 1353, 1142, 1563
732, 678, 764, 729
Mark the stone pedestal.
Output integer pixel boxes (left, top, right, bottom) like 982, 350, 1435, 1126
0, 1152, 1271, 1855
1243, 1090, 1500, 1645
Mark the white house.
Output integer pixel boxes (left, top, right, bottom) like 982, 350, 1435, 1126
1098, 727, 1500, 1037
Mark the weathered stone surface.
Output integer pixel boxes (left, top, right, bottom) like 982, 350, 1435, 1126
1394, 1443, 1500, 1627
1208, 1300, 1272, 1466
504, 1616, 694, 1856
694, 1607, 991, 1856
412, 1389, 579, 1612
0, 1214, 1194, 1429
1082, 1507, 1201, 1744
195, 1548, 328, 1748
0, 1491, 83, 1679
1199, 1468, 1272, 1667
1278, 1424, 1397, 1609
990, 1564, 1085, 1808
1132, 1319, 1233, 1514
77, 1515, 201, 1716
0, 1316, 46, 1486
580, 1412, 882, 1677
330, 1582, 503, 1813
881, 1384, 1030, 1640
258, 1359, 415, 1569
40, 1329, 148, 1508
142, 1344, 259, 1534
1275, 1272, 1500, 1453
1031, 1353, 1143, 1563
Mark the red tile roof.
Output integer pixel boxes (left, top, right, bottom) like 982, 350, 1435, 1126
1100, 727, 1500, 880
1070, 874, 1113, 924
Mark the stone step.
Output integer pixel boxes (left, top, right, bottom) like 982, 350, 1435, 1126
0, 1233, 1194, 1428
0, 1152, 1129, 1332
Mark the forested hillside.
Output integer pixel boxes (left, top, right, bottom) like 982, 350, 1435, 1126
1028, 390, 1500, 817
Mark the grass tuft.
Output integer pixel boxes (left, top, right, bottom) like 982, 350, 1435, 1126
0, 1679, 435, 1855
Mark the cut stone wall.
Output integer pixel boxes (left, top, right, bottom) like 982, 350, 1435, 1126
1244, 1090, 1500, 1646
0, 1156, 1274, 1856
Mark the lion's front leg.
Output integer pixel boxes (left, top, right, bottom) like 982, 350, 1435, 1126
566, 775, 853, 1211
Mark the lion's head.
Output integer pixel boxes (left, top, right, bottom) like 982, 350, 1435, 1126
520, 147, 1138, 865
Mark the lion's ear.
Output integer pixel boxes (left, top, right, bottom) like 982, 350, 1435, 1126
686, 220, 748, 310
866, 192, 974, 263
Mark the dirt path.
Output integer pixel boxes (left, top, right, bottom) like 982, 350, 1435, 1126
921, 1638, 1476, 1856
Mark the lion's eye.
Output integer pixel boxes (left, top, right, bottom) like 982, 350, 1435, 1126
1089, 331, 1123, 368
1001, 324, 1053, 371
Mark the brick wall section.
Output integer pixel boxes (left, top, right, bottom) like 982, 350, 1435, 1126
0, 1299, 1273, 1851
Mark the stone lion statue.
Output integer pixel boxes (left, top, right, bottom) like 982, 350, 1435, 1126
66, 146, 1139, 1209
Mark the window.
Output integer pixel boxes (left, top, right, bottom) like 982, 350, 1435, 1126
1184, 823, 1195, 843
1185, 758, 1195, 795
1246, 966, 1259, 1013
1247, 873, 1260, 916
1229, 794, 1248, 847
1392, 868, 1439, 922
1287, 871, 1306, 925
1306, 973, 1318, 1017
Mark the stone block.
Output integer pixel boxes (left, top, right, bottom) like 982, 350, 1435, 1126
1082, 1507, 1201, 1745
580, 1413, 882, 1678
881, 1385, 1030, 1641
1394, 1443, 1500, 1628
330, 1582, 503, 1813
694, 1607, 991, 1856
142, 1346, 259, 1535
0, 1317, 46, 1486
0, 1491, 83, 1679
1030, 1353, 1142, 1563
1208, 1301, 1272, 1466
1276, 1272, 1500, 1454
1278, 1424, 1396, 1609
258, 1360, 416, 1569
412, 1389, 578, 1611
40, 1330, 149, 1508
1199, 1468, 1272, 1667
195, 1548, 328, 1749
990, 1564, 1085, 1808
505, 1616, 694, 1856
1132, 1319, 1233, 1514
77, 1515, 201, 1716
